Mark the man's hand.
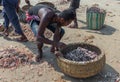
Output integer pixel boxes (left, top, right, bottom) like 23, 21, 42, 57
58, 42, 66, 49
54, 42, 66, 50
54, 51, 63, 57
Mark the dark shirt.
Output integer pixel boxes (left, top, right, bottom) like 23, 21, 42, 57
28, 4, 60, 16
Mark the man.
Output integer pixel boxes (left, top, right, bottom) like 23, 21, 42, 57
68, 0, 80, 28
26, 4, 76, 62
1, 0, 30, 41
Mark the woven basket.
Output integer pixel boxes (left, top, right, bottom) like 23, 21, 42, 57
86, 8, 106, 30
57, 43, 106, 78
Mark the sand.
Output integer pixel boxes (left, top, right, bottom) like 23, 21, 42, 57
0, 0, 120, 82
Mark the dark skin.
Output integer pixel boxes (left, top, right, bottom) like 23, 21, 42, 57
58, 0, 79, 28
36, 8, 73, 62
68, 12, 78, 28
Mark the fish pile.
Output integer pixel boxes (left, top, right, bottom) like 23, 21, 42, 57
0, 46, 33, 68
64, 47, 98, 62
87, 7, 106, 14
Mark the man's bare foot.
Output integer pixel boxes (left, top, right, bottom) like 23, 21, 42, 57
16, 35, 28, 42
35, 54, 42, 62
9, 31, 19, 36
35, 55, 41, 62
0, 28, 9, 37
35, 50, 43, 62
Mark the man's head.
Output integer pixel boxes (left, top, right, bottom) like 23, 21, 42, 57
58, 8, 76, 26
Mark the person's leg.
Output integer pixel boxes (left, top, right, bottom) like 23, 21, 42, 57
36, 42, 43, 62
73, 10, 78, 28
3, 4, 27, 41
29, 20, 43, 62
2, 11, 10, 36
69, 0, 80, 28
47, 25, 65, 52
30, 20, 39, 36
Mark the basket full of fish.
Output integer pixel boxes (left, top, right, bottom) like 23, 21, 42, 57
86, 7, 106, 30
56, 43, 106, 78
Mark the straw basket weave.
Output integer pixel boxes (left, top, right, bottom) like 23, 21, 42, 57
57, 43, 106, 78
86, 8, 106, 30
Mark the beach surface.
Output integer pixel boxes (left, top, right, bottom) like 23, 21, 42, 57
0, 0, 120, 82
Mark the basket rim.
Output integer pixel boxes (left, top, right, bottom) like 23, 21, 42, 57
57, 43, 105, 65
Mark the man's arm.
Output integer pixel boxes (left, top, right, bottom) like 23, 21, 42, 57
37, 11, 55, 45
54, 25, 61, 43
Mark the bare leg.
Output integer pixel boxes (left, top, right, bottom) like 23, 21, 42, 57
51, 29, 65, 53
36, 42, 43, 62
67, 10, 78, 28
74, 16, 78, 28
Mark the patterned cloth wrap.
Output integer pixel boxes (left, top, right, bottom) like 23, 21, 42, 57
25, 11, 40, 22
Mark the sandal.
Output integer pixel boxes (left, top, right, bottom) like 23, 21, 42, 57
16, 36, 28, 42
0, 24, 4, 32
0, 31, 9, 37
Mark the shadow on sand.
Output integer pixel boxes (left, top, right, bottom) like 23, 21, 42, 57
60, 64, 119, 82
78, 19, 117, 35
80, 25, 117, 35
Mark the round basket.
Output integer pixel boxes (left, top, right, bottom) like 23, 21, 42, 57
57, 43, 106, 78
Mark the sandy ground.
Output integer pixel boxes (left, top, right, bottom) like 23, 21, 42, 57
0, 0, 120, 82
